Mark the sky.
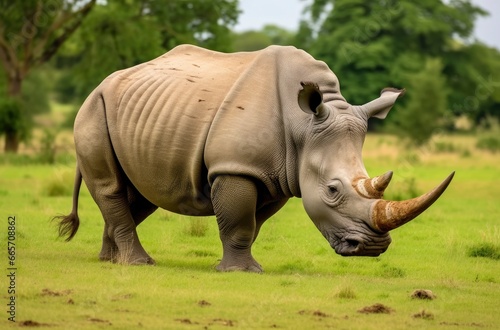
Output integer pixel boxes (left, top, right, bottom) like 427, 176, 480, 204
234, 0, 500, 50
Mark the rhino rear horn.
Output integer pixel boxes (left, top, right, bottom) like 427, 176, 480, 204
370, 172, 455, 232
353, 171, 393, 199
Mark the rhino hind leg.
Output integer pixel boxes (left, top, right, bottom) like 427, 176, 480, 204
95, 185, 158, 264
99, 185, 158, 262
98, 188, 157, 262
74, 91, 155, 265
212, 175, 263, 273
97, 197, 154, 265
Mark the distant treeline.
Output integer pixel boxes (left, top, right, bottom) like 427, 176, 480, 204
1, 0, 500, 152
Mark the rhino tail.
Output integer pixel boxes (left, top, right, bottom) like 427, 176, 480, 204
53, 165, 83, 241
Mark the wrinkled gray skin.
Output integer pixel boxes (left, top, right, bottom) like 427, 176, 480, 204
56, 45, 453, 272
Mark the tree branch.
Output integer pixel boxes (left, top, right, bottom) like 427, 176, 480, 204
0, 32, 19, 80
22, 1, 44, 75
34, 0, 96, 66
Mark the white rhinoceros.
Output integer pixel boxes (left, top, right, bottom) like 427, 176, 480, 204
55, 44, 454, 272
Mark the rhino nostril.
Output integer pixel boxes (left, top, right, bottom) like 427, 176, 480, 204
346, 239, 360, 249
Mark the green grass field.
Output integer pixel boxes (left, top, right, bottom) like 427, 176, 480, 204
1, 133, 499, 329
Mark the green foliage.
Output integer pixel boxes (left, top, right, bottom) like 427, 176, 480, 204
433, 141, 457, 153
38, 129, 57, 164
184, 217, 210, 237
447, 43, 500, 123
231, 30, 272, 51
476, 116, 500, 152
232, 24, 295, 51
388, 58, 449, 145
468, 243, 500, 260
0, 67, 51, 150
385, 177, 420, 201
334, 286, 357, 299
476, 136, 500, 153
54, 0, 240, 103
0, 153, 38, 165
43, 170, 74, 197
0, 0, 97, 151
378, 263, 406, 278
0, 97, 28, 139
0, 69, 51, 142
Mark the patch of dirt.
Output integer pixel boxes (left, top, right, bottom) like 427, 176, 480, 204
41, 288, 72, 297
298, 310, 331, 318
413, 310, 434, 320
19, 320, 49, 327
176, 318, 199, 325
440, 322, 485, 327
411, 289, 436, 300
198, 300, 211, 307
89, 317, 112, 325
209, 318, 236, 327
176, 317, 236, 327
111, 293, 133, 301
358, 303, 393, 314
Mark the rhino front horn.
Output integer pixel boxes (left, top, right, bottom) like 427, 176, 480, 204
371, 172, 455, 232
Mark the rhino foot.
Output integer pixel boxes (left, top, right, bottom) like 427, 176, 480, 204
120, 255, 156, 266
215, 258, 263, 273
99, 252, 156, 265
98, 238, 155, 265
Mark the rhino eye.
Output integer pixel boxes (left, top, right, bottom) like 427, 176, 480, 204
322, 180, 344, 206
329, 186, 338, 194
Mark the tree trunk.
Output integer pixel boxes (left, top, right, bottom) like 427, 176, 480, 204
4, 74, 23, 153
4, 131, 19, 153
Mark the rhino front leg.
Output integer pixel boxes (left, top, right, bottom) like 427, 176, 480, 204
212, 175, 262, 273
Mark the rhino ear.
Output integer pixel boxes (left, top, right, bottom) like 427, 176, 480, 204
362, 88, 405, 119
298, 81, 328, 117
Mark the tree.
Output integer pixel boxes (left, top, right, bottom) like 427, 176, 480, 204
232, 30, 273, 51
444, 42, 500, 123
0, 0, 96, 152
232, 24, 295, 52
299, 0, 491, 133
147, 0, 239, 51
389, 58, 449, 145
1, 0, 240, 152
55, 0, 240, 104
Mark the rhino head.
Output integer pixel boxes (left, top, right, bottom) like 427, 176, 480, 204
297, 82, 454, 257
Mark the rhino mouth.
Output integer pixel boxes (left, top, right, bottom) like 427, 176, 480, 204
335, 236, 364, 256
326, 231, 392, 257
